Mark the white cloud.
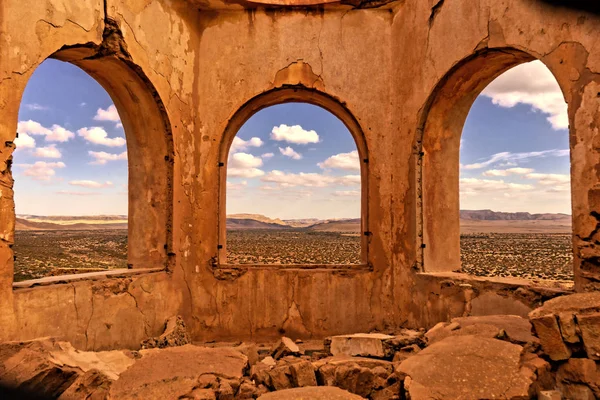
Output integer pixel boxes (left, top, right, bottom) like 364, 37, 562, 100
33, 145, 62, 159
77, 127, 126, 147
229, 152, 263, 168
262, 170, 360, 188
462, 149, 569, 170
227, 153, 265, 178
524, 172, 570, 186
279, 146, 302, 160
93, 104, 121, 122
17, 120, 74, 142
14, 132, 36, 149
318, 150, 360, 171
56, 191, 100, 196
460, 178, 534, 194
228, 168, 265, 178
271, 124, 319, 144
230, 137, 263, 153
482, 60, 568, 130
24, 103, 49, 111
261, 153, 274, 159
15, 161, 65, 181
227, 180, 248, 190
333, 190, 360, 197
89, 150, 127, 165
69, 180, 113, 188
115, 122, 123, 129
80, 102, 87, 107
482, 167, 534, 177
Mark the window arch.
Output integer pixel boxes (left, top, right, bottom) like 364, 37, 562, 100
218, 88, 369, 266
9, 46, 174, 285
417, 49, 573, 284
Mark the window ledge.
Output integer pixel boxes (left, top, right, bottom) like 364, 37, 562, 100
216, 263, 372, 272
13, 268, 165, 289
417, 271, 574, 292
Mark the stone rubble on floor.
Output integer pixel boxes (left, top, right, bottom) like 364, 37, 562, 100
1, 294, 600, 399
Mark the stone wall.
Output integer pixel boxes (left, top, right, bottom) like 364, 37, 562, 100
0, 0, 598, 349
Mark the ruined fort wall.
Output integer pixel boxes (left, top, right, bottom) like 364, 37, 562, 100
0, 0, 598, 349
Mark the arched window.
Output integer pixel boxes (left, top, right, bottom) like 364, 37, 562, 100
10, 47, 173, 286
219, 93, 368, 267
419, 49, 573, 288
459, 61, 572, 284
13, 59, 128, 282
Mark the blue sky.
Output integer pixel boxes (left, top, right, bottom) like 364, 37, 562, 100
14, 59, 571, 218
14, 59, 127, 216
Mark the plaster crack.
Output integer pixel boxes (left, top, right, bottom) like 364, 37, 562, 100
66, 18, 91, 33
126, 288, 151, 337
316, 20, 325, 77
428, 0, 445, 28
84, 294, 94, 349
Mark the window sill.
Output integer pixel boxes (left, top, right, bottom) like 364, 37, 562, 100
416, 271, 574, 292
216, 263, 372, 272
12, 268, 165, 289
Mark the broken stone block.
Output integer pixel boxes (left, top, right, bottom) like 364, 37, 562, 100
109, 345, 247, 399
271, 337, 302, 360
57, 369, 112, 400
257, 386, 363, 399
329, 333, 393, 358
140, 315, 191, 349
265, 364, 293, 391
558, 312, 580, 344
185, 388, 217, 400
392, 344, 420, 363
557, 358, 600, 398
215, 380, 235, 400
261, 356, 276, 367
235, 343, 259, 366
577, 312, 600, 360
236, 379, 258, 399
0, 338, 135, 399
558, 383, 595, 400
288, 360, 316, 387
397, 335, 542, 399
538, 390, 561, 400
530, 315, 572, 360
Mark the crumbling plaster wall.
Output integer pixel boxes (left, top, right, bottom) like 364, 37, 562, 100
0, 0, 598, 349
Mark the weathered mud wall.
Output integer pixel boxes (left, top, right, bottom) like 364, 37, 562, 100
0, 0, 598, 349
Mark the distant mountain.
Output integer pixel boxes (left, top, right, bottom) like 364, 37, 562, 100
16, 218, 127, 231
226, 218, 291, 230
227, 213, 288, 226
307, 218, 361, 233
17, 214, 127, 222
460, 209, 571, 221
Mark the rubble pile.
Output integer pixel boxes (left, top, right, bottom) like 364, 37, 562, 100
0, 297, 599, 399
529, 292, 600, 398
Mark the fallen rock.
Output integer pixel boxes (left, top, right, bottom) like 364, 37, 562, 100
289, 360, 317, 387
140, 315, 191, 349
538, 390, 561, 400
109, 345, 247, 399
257, 386, 363, 399
313, 356, 394, 398
0, 338, 135, 398
271, 337, 302, 360
397, 335, 543, 399
58, 369, 112, 400
329, 333, 393, 358
530, 292, 600, 360
425, 315, 537, 346
235, 343, 259, 366
557, 358, 600, 398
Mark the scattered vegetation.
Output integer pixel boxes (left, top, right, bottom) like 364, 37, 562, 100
13, 230, 574, 283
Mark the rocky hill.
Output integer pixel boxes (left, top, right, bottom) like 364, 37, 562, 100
460, 210, 570, 221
